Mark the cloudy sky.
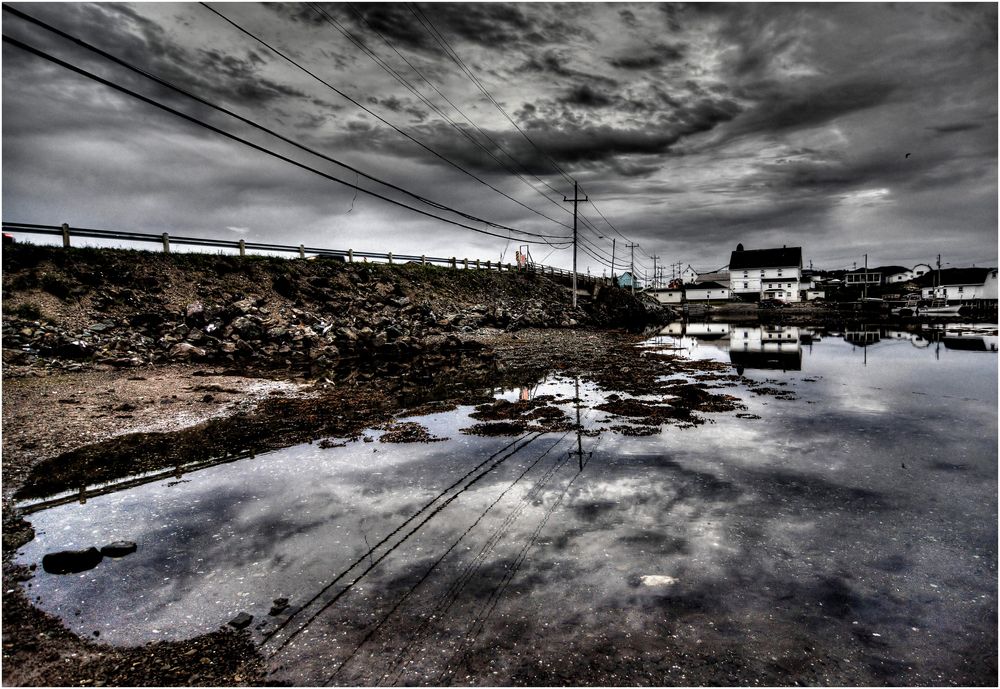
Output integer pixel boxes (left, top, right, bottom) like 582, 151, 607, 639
3, 2, 997, 277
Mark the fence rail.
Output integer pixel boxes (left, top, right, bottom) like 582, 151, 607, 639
2, 220, 612, 285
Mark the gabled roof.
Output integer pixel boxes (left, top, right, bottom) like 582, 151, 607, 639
914, 267, 995, 287
845, 265, 909, 276
729, 246, 802, 270
686, 281, 727, 290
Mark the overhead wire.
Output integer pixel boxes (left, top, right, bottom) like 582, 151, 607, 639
0, 34, 563, 245
406, 3, 652, 270
408, 3, 576, 189
198, 2, 577, 240
311, 2, 577, 221
1, 5, 571, 243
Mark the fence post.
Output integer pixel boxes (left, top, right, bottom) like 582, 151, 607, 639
476, 259, 481, 270
61, 223, 71, 248
421, 254, 426, 265
388, 251, 393, 265
463, 258, 468, 270
486, 260, 492, 271
161, 233, 170, 254
451, 257, 457, 269
348, 249, 353, 263
238, 239, 246, 257
298, 244, 305, 259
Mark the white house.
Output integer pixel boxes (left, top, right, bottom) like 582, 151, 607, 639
729, 325, 803, 371
728, 244, 803, 302
919, 268, 998, 302
647, 288, 684, 304
684, 281, 730, 302
680, 264, 700, 284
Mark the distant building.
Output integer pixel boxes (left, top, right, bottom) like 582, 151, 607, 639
647, 287, 683, 304
729, 244, 803, 302
616, 271, 638, 289
680, 264, 700, 284
917, 267, 998, 302
694, 267, 730, 286
684, 281, 730, 302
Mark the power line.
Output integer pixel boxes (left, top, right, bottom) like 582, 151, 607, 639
317, 2, 576, 217
1, 5, 570, 244
407, 4, 575, 189
198, 2, 577, 237
406, 4, 648, 262
1, 34, 562, 245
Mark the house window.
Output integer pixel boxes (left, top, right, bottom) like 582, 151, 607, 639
743, 271, 748, 277
958, 286, 964, 293
743, 282, 748, 288
760, 270, 765, 277
777, 270, 783, 276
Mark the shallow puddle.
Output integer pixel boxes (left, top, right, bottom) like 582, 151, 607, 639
15, 322, 998, 685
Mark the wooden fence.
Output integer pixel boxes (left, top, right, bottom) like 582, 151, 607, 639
2, 221, 612, 286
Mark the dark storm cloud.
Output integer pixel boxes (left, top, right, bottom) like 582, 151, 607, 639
559, 84, 615, 109
607, 43, 686, 70
928, 122, 985, 135
6, 2, 310, 110
516, 50, 619, 89
728, 79, 895, 137
420, 2, 532, 46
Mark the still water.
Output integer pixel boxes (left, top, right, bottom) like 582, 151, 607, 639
16, 322, 997, 685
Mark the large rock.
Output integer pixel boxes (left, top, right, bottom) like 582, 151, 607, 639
100, 541, 137, 558
169, 342, 206, 359
42, 547, 103, 574
228, 612, 253, 629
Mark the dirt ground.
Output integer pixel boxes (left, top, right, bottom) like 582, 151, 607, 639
2, 328, 745, 686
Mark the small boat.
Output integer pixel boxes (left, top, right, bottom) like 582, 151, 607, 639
891, 295, 921, 316
918, 299, 964, 317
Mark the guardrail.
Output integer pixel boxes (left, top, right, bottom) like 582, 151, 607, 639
2, 220, 613, 285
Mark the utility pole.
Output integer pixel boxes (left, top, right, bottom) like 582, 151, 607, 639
936, 254, 942, 299
611, 238, 616, 283
863, 253, 868, 301
563, 181, 588, 309
626, 243, 638, 294
651, 255, 659, 289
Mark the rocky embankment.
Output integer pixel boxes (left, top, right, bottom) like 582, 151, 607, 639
2, 244, 672, 376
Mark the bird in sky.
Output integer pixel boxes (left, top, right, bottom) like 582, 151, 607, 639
905, 153, 911, 158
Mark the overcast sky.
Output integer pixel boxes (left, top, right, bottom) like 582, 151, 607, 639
3, 2, 997, 276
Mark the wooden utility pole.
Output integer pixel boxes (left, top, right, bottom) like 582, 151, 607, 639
611, 238, 616, 283
863, 253, 868, 301
651, 255, 659, 289
563, 181, 588, 309
626, 242, 638, 294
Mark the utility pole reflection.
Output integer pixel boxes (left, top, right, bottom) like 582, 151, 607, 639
569, 377, 592, 472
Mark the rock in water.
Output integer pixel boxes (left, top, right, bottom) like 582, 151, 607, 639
100, 541, 137, 558
42, 547, 103, 574
269, 597, 290, 616
228, 612, 253, 629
